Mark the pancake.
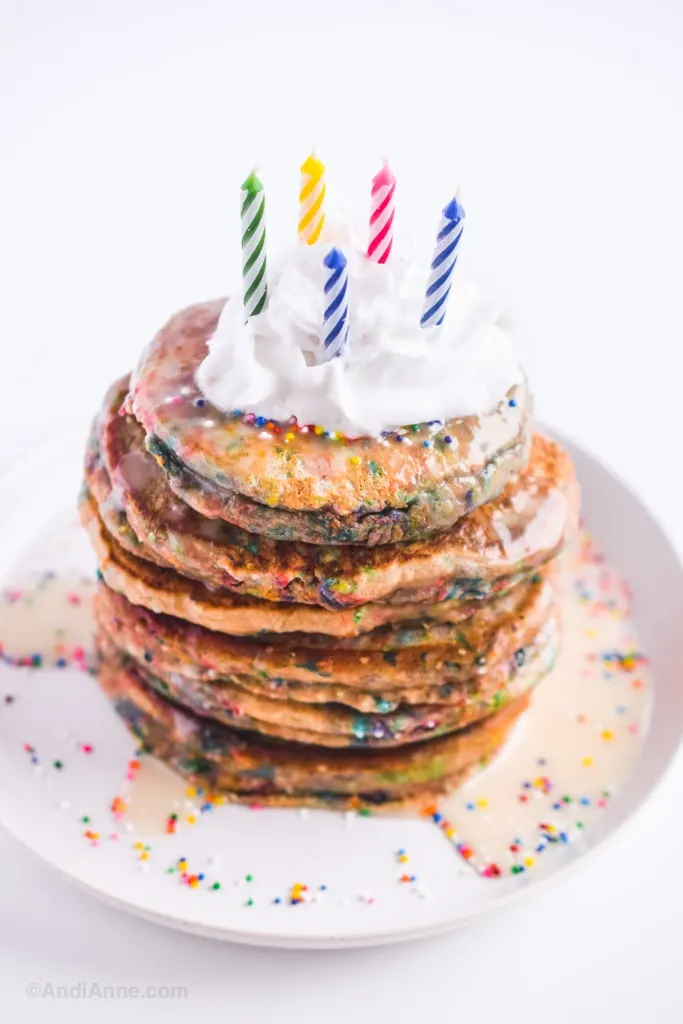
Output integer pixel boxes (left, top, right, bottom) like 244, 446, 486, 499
97, 650, 533, 810
126, 301, 533, 544
92, 379, 577, 608
96, 610, 557, 748
81, 494, 553, 638
93, 571, 555, 694
85, 425, 172, 571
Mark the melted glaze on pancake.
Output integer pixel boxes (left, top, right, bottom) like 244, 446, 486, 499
127, 301, 533, 543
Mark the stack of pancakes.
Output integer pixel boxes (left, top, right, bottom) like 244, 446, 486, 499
82, 302, 579, 811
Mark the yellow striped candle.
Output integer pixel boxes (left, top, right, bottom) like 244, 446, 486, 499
298, 151, 326, 244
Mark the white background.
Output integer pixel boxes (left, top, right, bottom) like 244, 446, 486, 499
1, 0, 682, 1020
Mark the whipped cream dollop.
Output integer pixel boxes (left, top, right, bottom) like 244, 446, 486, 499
195, 222, 523, 436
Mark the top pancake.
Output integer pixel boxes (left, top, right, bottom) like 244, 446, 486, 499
92, 379, 577, 609
127, 301, 533, 544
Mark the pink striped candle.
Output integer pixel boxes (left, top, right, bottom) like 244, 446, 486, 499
367, 160, 396, 263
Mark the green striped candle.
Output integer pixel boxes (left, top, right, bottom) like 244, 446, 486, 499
240, 171, 267, 317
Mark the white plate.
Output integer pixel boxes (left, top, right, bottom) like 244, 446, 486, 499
0, 424, 681, 949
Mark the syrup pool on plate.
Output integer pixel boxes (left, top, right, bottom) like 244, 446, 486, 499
435, 532, 651, 877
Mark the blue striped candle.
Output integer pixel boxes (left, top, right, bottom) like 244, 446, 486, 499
420, 197, 466, 328
322, 247, 349, 361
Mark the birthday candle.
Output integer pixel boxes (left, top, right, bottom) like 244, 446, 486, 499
240, 171, 268, 317
420, 197, 465, 328
321, 247, 349, 360
367, 160, 396, 263
299, 151, 326, 244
